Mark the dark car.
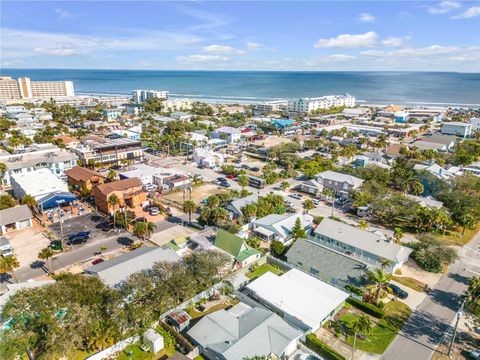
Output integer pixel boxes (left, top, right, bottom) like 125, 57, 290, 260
97, 222, 114, 232
131, 217, 147, 224
217, 177, 227, 182
250, 167, 260, 172
68, 231, 90, 242
66, 236, 88, 246
219, 181, 231, 188
92, 258, 104, 265
241, 164, 250, 170
389, 283, 409, 299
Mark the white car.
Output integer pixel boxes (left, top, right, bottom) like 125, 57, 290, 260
289, 193, 303, 200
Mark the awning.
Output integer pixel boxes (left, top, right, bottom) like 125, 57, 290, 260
255, 227, 274, 237
38, 192, 77, 210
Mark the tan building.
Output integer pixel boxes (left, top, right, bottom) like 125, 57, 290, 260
0, 76, 75, 100
93, 178, 146, 215
72, 138, 143, 167
64, 166, 105, 193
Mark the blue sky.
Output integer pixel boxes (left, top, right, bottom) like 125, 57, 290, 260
1, 1, 480, 71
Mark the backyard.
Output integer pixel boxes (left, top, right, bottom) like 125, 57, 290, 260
116, 342, 176, 360
245, 263, 285, 279
185, 296, 240, 319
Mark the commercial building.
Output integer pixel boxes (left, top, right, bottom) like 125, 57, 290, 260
0, 144, 78, 186
245, 269, 349, 332
288, 94, 355, 113
85, 246, 180, 288
0, 76, 75, 100
441, 121, 473, 138
132, 89, 169, 103
11, 168, 69, 201
72, 138, 143, 166
64, 166, 105, 192
93, 177, 146, 215
187, 302, 303, 360
312, 218, 412, 272
254, 100, 288, 114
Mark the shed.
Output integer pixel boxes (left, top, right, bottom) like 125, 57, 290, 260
143, 329, 164, 354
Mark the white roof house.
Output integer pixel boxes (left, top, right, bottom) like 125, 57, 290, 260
251, 212, 313, 244
11, 168, 68, 200
193, 148, 224, 168
246, 269, 349, 332
226, 194, 258, 218
406, 195, 443, 210
316, 170, 364, 188
413, 163, 455, 180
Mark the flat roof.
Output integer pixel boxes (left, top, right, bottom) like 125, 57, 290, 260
246, 269, 349, 329
11, 168, 68, 198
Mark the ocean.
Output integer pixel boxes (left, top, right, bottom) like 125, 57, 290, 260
1, 69, 479, 107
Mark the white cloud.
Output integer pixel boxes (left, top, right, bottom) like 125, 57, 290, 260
176, 54, 229, 63
246, 42, 263, 50
358, 13, 376, 23
34, 44, 79, 56
202, 44, 246, 55
452, 6, 480, 19
360, 45, 479, 59
314, 31, 378, 48
329, 54, 356, 61
54, 8, 73, 19
428, 1, 462, 15
382, 37, 406, 47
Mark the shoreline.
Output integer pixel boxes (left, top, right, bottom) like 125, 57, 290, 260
77, 91, 479, 109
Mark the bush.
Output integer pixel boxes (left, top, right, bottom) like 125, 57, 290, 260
305, 334, 346, 360
344, 285, 363, 297
161, 321, 194, 353
270, 240, 285, 258
313, 216, 324, 225
346, 297, 384, 319
406, 234, 458, 273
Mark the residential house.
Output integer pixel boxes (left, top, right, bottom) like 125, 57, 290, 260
64, 166, 105, 192
225, 194, 258, 218
119, 164, 168, 186
315, 170, 364, 197
212, 126, 242, 143
409, 140, 449, 152
102, 108, 122, 122
418, 135, 456, 150
187, 302, 303, 360
406, 194, 444, 210
297, 179, 323, 196
245, 269, 349, 332
441, 122, 473, 138
285, 238, 369, 288
93, 177, 146, 215
214, 229, 261, 269
384, 144, 403, 160
193, 148, 224, 169
251, 212, 313, 244
85, 246, 180, 288
413, 162, 455, 180
162, 174, 192, 190
113, 124, 142, 140
0, 205, 33, 235
312, 218, 412, 272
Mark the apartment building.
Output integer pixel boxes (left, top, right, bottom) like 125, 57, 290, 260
72, 138, 143, 166
441, 121, 473, 138
132, 89, 169, 103
0, 77, 75, 100
0, 144, 78, 186
254, 100, 288, 114
288, 94, 356, 113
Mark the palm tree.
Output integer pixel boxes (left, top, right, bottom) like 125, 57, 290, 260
0, 255, 20, 283
303, 199, 314, 214
393, 227, 403, 243
358, 220, 369, 230
323, 188, 335, 217
183, 200, 196, 223
38, 247, 54, 274
351, 314, 373, 357
108, 194, 120, 230
20, 194, 37, 210
106, 169, 117, 182
366, 268, 393, 305
379, 258, 393, 270
0, 162, 7, 185
146, 222, 157, 240
280, 181, 290, 192
133, 221, 147, 240
207, 195, 220, 208
238, 175, 249, 190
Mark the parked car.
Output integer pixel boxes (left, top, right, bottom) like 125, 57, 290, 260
97, 222, 114, 232
389, 283, 409, 299
289, 193, 303, 200
131, 217, 147, 224
469, 350, 480, 360
312, 199, 321, 207
92, 258, 104, 265
250, 167, 260, 172
68, 232, 90, 242
219, 181, 231, 188
226, 174, 235, 180
299, 355, 321, 360
241, 164, 250, 170
150, 207, 160, 216
66, 236, 88, 246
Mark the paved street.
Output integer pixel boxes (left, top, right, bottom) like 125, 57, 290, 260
382, 230, 480, 360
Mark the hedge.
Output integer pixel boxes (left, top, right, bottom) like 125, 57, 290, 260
346, 297, 384, 318
160, 321, 194, 353
305, 334, 346, 360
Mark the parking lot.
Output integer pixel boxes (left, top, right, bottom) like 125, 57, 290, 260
49, 212, 122, 245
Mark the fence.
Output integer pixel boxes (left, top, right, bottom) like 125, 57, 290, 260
85, 335, 139, 360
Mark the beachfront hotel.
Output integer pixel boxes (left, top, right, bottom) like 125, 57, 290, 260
288, 94, 356, 113
0, 76, 75, 100
132, 89, 169, 103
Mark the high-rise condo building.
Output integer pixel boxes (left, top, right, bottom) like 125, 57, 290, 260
288, 94, 356, 113
0, 76, 75, 100
132, 89, 169, 103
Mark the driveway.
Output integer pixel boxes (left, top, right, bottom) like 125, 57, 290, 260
8, 224, 51, 267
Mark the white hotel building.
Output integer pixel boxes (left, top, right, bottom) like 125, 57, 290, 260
288, 94, 356, 113
0, 77, 75, 100
132, 89, 169, 103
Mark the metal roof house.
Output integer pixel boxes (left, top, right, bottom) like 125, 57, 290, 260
251, 212, 313, 244
225, 194, 258, 218
84, 246, 180, 288
315, 170, 364, 196
187, 302, 303, 360
312, 218, 412, 272
245, 269, 349, 332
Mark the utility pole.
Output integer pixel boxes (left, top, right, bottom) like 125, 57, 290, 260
351, 332, 357, 360
448, 299, 465, 357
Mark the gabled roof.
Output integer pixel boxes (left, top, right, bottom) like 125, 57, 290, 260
0, 205, 33, 226
65, 166, 103, 182
215, 126, 242, 134
313, 218, 412, 264
187, 304, 302, 360
214, 229, 245, 257
253, 213, 313, 239
316, 171, 364, 187
95, 178, 142, 195
227, 194, 258, 215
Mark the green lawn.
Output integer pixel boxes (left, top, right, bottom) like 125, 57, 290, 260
245, 263, 284, 279
340, 301, 412, 354
193, 355, 208, 360
392, 276, 428, 293
185, 298, 239, 319
116, 343, 176, 360
439, 225, 480, 246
